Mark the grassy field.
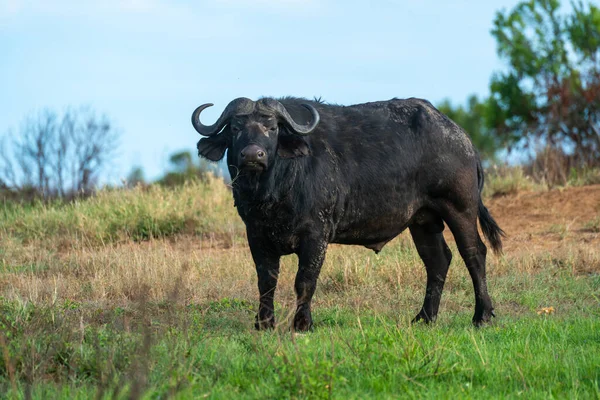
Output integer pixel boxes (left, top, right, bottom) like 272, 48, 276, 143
1, 175, 599, 399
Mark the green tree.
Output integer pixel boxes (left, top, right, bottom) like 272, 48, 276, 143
126, 166, 146, 187
488, 0, 600, 166
158, 150, 220, 187
437, 95, 500, 161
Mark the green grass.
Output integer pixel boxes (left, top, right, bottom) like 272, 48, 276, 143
1, 301, 599, 399
1, 175, 599, 398
568, 167, 600, 187
584, 217, 600, 233
0, 175, 244, 248
483, 164, 600, 198
1, 248, 598, 399
483, 165, 544, 198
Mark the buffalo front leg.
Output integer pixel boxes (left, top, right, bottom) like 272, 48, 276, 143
248, 239, 281, 330
409, 219, 452, 324
294, 238, 328, 332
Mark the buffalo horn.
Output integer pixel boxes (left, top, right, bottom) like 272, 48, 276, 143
191, 97, 255, 136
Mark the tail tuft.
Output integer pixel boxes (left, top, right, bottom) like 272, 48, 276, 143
478, 199, 505, 254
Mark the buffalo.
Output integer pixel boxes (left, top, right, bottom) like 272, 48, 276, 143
192, 96, 504, 331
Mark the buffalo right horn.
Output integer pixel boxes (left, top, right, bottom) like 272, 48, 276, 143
271, 101, 320, 135
191, 97, 255, 136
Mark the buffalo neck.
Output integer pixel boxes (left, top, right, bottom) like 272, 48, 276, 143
231, 156, 300, 210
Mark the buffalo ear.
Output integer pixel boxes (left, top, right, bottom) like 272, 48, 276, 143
197, 135, 228, 161
278, 135, 310, 158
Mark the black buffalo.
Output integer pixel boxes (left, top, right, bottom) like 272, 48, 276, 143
192, 96, 504, 331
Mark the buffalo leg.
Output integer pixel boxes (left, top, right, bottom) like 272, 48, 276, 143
248, 240, 280, 330
443, 207, 495, 326
294, 237, 328, 331
409, 220, 452, 323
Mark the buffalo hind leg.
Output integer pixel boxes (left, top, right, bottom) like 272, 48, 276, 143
409, 218, 452, 324
443, 206, 495, 326
294, 236, 328, 332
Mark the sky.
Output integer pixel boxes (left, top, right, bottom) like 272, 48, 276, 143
0, 0, 524, 182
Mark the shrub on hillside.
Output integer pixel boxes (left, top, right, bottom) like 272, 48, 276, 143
0, 175, 243, 247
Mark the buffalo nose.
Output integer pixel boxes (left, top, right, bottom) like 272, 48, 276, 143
240, 144, 266, 162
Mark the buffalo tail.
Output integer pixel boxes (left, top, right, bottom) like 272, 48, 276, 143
477, 160, 505, 254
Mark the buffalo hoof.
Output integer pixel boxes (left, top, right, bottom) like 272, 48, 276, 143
411, 309, 436, 325
293, 310, 313, 332
255, 314, 275, 330
473, 309, 496, 327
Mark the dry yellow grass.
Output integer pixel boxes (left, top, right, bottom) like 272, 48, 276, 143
1, 175, 599, 323
2, 231, 598, 326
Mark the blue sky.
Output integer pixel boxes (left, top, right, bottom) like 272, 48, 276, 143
0, 0, 523, 182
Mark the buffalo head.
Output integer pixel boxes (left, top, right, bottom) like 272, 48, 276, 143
193, 98, 320, 173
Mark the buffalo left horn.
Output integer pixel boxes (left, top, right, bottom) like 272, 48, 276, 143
191, 97, 255, 136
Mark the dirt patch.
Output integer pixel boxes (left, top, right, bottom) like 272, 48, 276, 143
483, 184, 600, 257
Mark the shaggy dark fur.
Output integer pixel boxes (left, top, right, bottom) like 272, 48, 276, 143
195, 96, 504, 330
